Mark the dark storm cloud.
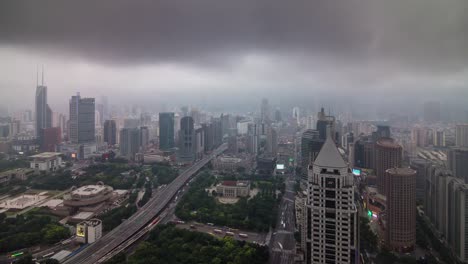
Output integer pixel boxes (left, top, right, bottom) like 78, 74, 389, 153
1, 0, 466, 71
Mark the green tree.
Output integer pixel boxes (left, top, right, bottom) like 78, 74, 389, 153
104, 252, 127, 264
376, 249, 398, 264
359, 217, 378, 253
43, 224, 70, 244
123, 225, 268, 264
15, 254, 34, 264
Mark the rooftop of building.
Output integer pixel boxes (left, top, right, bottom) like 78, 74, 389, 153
51, 250, 72, 262
386, 167, 417, 176
375, 138, 401, 149
218, 156, 243, 163
220, 180, 250, 187
0, 168, 34, 175
416, 148, 447, 162
41, 199, 63, 208
82, 218, 102, 227
71, 185, 112, 197
366, 186, 386, 202
72, 211, 94, 220
313, 134, 347, 168
257, 156, 276, 162
30, 152, 62, 159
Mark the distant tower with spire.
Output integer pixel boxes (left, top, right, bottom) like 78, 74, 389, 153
35, 66, 52, 141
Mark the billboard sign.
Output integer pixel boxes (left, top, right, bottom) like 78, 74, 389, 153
76, 223, 86, 237
352, 168, 361, 176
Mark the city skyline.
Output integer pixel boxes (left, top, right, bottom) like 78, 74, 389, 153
1, 0, 468, 113
1, 2, 468, 264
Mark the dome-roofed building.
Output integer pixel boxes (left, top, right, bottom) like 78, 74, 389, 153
63, 183, 113, 214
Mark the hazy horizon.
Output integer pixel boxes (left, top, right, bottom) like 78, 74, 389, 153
1, 0, 467, 117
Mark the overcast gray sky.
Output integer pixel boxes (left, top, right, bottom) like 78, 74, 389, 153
1, 0, 467, 113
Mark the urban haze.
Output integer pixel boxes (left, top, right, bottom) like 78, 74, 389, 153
0, 1, 468, 264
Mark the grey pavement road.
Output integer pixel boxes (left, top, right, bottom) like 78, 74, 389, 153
175, 221, 267, 245
63, 144, 227, 264
269, 173, 297, 264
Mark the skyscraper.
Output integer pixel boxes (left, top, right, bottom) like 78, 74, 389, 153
159, 112, 175, 151
139, 126, 149, 151
353, 136, 375, 169
305, 133, 358, 263
424, 166, 468, 262
103, 120, 117, 146
202, 122, 214, 152
35, 70, 52, 141
194, 127, 205, 159
385, 168, 416, 252
410, 159, 429, 203
375, 138, 402, 195
180, 106, 189, 117
212, 118, 223, 147
69, 93, 95, 144
123, 118, 139, 129
292, 107, 300, 124
433, 130, 446, 147
120, 128, 140, 160
300, 129, 323, 182
411, 127, 428, 148
221, 113, 230, 137
455, 124, 468, 147
96, 104, 104, 127
41, 127, 61, 152
446, 179, 468, 262
247, 123, 258, 155
260, 98, 270, 123
100, 96, 109, 121
190, 108, 201, 126
372, 125, 391, 141
178, 116, 195, 162
447, 147, 468, 182
316, 108, 335, 141
274, 108, 282, 123
265, 126, 278, 156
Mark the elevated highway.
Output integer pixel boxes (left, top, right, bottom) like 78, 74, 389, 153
64, 144, 227, 264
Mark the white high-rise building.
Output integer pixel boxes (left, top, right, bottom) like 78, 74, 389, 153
455, 124, 468, 147
304, 133, 358, 264
293, 107, 300, 125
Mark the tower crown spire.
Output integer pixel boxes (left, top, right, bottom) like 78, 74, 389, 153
313, 129, 347, 168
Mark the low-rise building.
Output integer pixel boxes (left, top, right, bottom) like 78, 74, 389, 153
0, 193, 49, 210
76, 218, 103, 244
63, 184, 114, 214
364, 186, 387, 218
30, 152, 63, 172
256, 156, 277, 177
212, 155, 252, 171
0, 168, 34, 185
216, 180, 250, 198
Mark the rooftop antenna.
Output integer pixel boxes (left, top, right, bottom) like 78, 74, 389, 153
41, 65, 44, 86
36, 65, 39, 87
